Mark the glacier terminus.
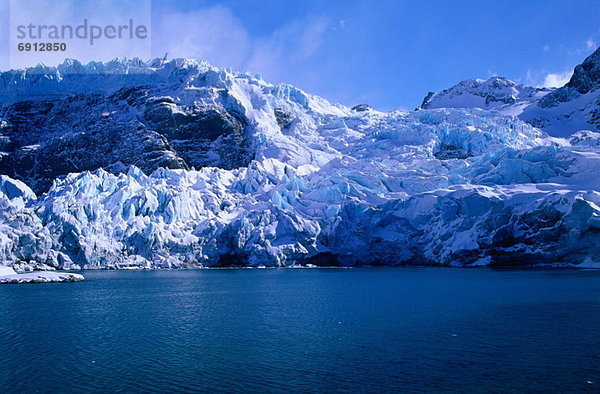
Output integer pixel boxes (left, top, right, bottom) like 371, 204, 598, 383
1, 48, 600, 271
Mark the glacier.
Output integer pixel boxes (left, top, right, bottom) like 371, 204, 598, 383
2, 52, 600, 269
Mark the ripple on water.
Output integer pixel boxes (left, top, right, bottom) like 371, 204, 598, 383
0, 268, 599, 392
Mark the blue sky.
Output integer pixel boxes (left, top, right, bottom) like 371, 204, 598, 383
2, 0, 600, 110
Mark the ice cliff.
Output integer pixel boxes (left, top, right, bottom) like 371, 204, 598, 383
1, 53, 600, 269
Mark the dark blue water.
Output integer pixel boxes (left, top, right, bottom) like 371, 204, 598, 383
1, 268, 599, 392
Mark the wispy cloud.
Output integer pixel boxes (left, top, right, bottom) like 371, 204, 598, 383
525, 68, 573, 88
244, 17, 331, 81
587, 38, 597, 50
542, 71, 573, 88
152, 5, 331, 84
151, 6, 250, 70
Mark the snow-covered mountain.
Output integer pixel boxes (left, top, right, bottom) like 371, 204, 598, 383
2, 53, 600, 270
420, 77, 550, 113
420, 47, 600, 137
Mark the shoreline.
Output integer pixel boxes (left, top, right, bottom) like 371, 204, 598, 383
2, 264, 599, 284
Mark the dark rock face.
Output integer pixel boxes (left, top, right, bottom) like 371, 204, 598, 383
591, 98, 600, 125
538, 47, 600, 108
433, 143, 471, 160
565, 47, 600, 94
351, 104, 374, 112
0, 87, 253, 194
143, 100, 250, 170
419, 93, 435, 110
537, 87, 578, 108
273, 108, 294, 130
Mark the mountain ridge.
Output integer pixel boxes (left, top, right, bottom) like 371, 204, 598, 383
1, 51, 600, 269
420, 47, 600, 137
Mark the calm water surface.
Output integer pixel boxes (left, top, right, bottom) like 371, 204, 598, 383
1, 268, 599, 392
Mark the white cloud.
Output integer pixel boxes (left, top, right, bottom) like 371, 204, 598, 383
151, 6, 250, 71
244, 17, 330, 81
587, 39, 597, 50
542, 71, 573, 88
542, 44, 550, 53
152, 6, 331, 85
